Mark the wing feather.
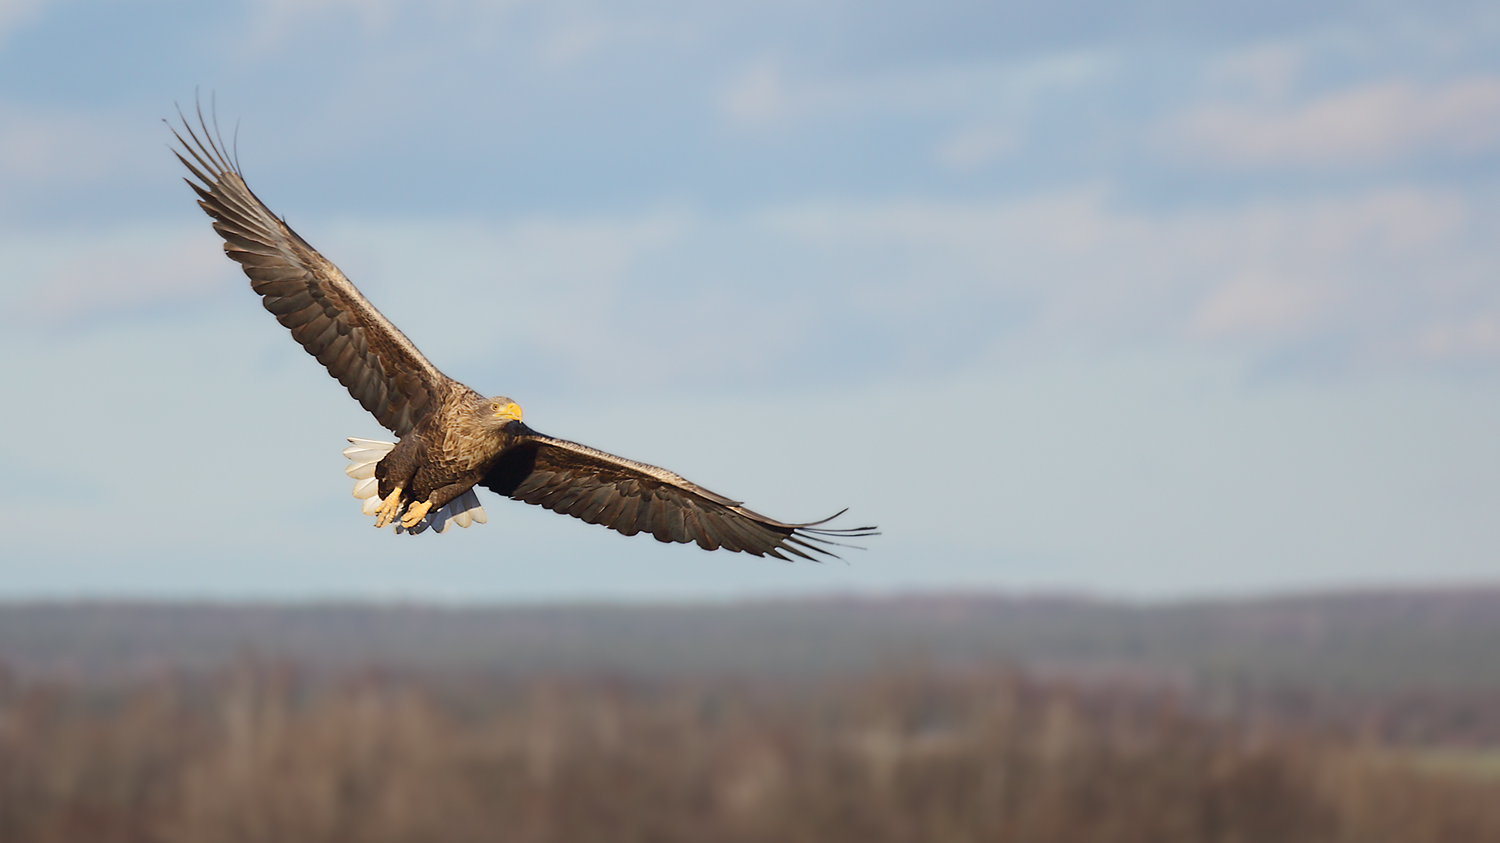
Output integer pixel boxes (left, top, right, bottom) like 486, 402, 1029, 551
481, 430, 877, 559
614, 496, 643, 536
171, 107, 449, 436
576, 487, 614, 523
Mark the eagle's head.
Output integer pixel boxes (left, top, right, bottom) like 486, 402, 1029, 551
477, 395, 523, 431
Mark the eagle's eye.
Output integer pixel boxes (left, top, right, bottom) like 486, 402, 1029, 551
490, 402, 500, 412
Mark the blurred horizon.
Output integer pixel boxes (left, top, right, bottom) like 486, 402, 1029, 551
3, 1, 1499, 601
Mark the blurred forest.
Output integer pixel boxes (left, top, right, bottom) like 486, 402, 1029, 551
2, 589, 1499, 841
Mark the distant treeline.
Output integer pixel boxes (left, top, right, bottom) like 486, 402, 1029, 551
4, 588, 1500, 744
2, 664, 1497, 843
5, 588, 1500, 687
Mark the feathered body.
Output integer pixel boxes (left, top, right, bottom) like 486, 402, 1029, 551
377, 390, 516, 516
172, 106, 876, 559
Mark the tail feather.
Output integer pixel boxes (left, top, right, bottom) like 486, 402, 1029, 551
345, 461, 377, 480
352, 476, 379, 500
343, 437, 487, 535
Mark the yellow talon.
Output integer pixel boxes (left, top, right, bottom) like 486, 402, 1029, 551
374, 487, 404, 529
401, 499, 434, 529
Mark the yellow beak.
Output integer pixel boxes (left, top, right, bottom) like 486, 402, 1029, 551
495, 401, 523, 422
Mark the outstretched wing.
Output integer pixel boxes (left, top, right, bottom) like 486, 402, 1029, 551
481, 429, 878, 560
171, 107, 447, 437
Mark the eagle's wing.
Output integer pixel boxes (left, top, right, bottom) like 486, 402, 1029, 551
171, 108, 445, 437
481, 429, 878, 560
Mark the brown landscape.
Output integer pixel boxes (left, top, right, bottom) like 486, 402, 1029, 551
2, 590, 1499, 842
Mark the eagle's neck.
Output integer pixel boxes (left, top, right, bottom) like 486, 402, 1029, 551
437, 392, 509, 471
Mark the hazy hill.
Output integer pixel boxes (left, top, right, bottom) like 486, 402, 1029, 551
2, 587, 1499, 699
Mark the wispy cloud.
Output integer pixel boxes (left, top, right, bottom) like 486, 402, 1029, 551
236, 0, 437, 53
5, 226, 234, 325
0, 105, 127, 188
223, 183, 1497, 396
761, 186, 1488, 367
719, 51, 1108, 132
0, 0, 45, 45
1416, 314, 1500, 362
721, 59, 789, 128
1165, 76, 1500, 168
1200, 41, 1306, 103
1189, 271, 1329, 339
934, 126, 1018, 171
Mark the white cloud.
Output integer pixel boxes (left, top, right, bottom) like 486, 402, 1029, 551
311, 213, 694, 382
532, 13, 695, 68
761, 185, 1489, 366
18, 180, 1492, 378
535, 15, 611, 67
230, 0, 548, 59
211, 183, 1500, 393
3, 225, 235, 323
0, 0, 45, 44
0, 106, 127, 188
935, 126, 1017, 171
1165, 76, 1500, 168
1189, 271, 1326, 339
238, 0, 415, 49
1201, 41, 1306, 103
721, 59, 788, 128
719, 51, 1108, 132
1416, 314, 1500, 362
232, 0, 703, 67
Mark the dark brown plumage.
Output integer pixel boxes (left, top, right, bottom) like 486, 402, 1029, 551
171, 107, 875, 560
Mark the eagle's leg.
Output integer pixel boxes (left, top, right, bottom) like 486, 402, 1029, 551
400, 499, 435, 530
396, 481, 474, 532
373, 487, 405, 529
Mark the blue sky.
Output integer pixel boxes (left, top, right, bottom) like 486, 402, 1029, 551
2, 1, 1499, 601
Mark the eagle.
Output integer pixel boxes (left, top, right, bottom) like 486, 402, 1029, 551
170, 109, 875, 560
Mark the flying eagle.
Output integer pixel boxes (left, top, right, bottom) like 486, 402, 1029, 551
170, 110, 875, 560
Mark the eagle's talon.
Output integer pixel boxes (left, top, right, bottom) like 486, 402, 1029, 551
401, 499, 434, 529
373, 487, 404, 529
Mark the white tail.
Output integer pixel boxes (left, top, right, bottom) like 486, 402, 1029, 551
343, 437, 488, 534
